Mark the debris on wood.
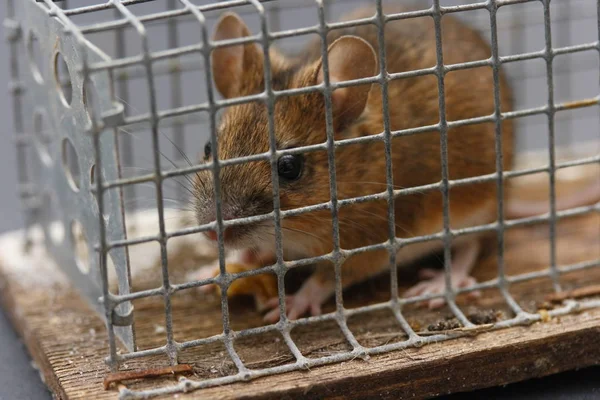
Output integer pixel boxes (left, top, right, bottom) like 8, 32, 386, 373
222, 263, 278, 312
103, 364, 194, 390
426, 309, 500, 332
544, 284, 600, 303
539, 309, 551, 323
467, 309, 501, 325
536, 301, 555, 311
418, 323, 495, 336
427, 317, 462, 332
409, 321, 422, 332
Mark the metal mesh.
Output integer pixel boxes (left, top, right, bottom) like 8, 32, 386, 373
5, 0, 600, 398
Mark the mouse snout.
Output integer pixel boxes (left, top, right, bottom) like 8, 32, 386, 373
194, 166, 274, 246
204, 228, 231, 242
201, 204, 242, 243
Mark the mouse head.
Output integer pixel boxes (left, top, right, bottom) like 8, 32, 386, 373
193, 12, 376, 249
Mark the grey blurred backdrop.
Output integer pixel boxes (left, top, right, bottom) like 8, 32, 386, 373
6, 0, 598, 224
67, 0, 600, 211
1, 5, 20, 233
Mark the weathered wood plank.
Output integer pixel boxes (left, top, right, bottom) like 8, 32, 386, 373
0, 158, 598, 399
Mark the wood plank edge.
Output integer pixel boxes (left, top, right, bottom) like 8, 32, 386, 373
243, 321, 600, 400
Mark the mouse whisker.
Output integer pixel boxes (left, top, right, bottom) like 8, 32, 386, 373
118, 127, 197, 187
113, 96, 198, 184
128, 180, 196, 200
281, 226, 324, 242
305, 214, 386, 245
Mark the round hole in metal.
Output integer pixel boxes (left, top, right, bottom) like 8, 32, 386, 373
53, 51, 73, 106
61, 138, 81, 192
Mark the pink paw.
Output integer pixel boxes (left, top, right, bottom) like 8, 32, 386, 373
403, 268, 481, 309
263, 294, 323, 323
186, 263, 220, 294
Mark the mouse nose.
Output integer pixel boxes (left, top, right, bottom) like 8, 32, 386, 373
205, 229, 218, 241
202, 204, 239, 242
205, 227, 230, 242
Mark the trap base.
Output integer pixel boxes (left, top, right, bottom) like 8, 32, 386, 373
0, 208, 599, 399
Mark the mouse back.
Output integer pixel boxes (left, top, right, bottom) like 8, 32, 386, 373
194, 7, 515, 253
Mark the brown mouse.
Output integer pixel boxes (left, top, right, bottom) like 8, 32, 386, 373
191, 6, 600, 323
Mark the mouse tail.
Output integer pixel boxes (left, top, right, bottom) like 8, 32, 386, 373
505, 177, 600, 219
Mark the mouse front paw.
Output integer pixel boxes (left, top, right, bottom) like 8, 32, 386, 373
186, 261, 221, 294
187, 260, 279, 312
262, 293, 323, 323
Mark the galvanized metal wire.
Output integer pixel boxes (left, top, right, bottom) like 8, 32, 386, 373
5, 0, 600, 398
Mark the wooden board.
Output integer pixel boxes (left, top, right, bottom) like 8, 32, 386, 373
1, 206, 599, 399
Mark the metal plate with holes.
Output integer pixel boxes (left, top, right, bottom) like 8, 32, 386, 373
22, 0, 135, 352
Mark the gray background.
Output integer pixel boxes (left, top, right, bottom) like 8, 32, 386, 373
15, 0, 597, 213
0, 1, 598, 399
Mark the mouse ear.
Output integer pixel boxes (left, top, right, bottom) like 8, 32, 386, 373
316, 36, 377, 128
211, 12, 263, 98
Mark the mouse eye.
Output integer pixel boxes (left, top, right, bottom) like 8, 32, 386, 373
277, 154, 303, 181
203, 141, 211, 159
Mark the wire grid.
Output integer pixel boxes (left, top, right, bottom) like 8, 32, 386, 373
5, 0, 600, 398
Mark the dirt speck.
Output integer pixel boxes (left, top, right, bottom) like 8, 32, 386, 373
427, 309, 501, 332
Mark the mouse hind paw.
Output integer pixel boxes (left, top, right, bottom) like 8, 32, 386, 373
403, 269, 480, 309
403, 240, 482, 309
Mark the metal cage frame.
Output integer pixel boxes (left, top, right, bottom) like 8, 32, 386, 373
5, 0, 600, 398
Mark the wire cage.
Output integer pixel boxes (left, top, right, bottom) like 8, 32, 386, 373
4, 0, 600, 398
